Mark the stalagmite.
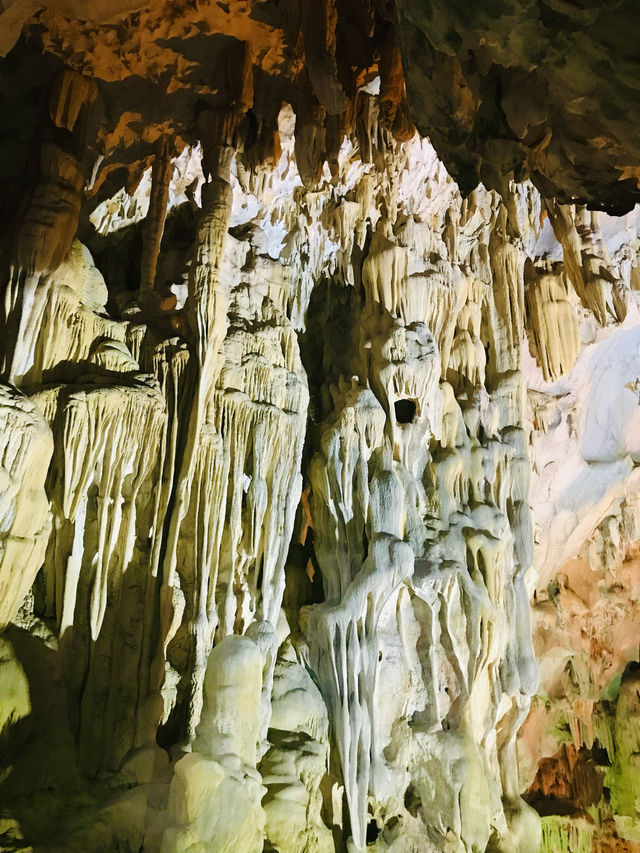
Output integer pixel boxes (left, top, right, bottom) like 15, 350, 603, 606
261, 639, 334, 853
161, 635, 266, 853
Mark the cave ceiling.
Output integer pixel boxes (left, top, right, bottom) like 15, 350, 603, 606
1, 0, 640, 231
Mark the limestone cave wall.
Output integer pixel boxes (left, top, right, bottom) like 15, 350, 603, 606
0, 3, 639, 852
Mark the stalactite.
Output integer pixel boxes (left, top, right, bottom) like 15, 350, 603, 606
158, 107, 240, 739
32, 379, 166, 775
13, 68, 98, 274
140, 138, 173, 296
0, 386, 53, 630
13, 144, 84, 274
524, 259, 580, 381
546, 202, 628, 326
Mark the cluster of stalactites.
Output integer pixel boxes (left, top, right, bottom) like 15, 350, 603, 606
523, 203, 631, 382
297, 173, 541, 851
0, 96, 311, 788
6, 44, 633, 849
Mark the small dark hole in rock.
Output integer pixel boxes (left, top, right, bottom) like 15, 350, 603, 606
366, 819, 380, 843
404, 782, 423, 818
394, 399, 416, 424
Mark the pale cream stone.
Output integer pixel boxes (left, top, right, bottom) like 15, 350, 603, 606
161, 634, 266, 853
0, 385, 53, 631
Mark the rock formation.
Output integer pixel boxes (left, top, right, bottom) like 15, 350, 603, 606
0, 3, 639, 852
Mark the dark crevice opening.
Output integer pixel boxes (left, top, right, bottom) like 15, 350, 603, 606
366, 819, 379, 844
394, 398, 416, 424
404, 782, 423, 818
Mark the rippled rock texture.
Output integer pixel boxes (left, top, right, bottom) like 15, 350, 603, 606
0, 3, 639, 852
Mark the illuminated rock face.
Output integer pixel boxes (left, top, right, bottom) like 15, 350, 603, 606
519, 210, 640, 851
0, 5, 639, 853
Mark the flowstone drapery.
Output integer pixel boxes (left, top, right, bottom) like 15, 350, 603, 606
300, 165, 542, 852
